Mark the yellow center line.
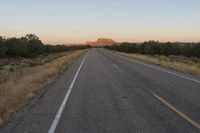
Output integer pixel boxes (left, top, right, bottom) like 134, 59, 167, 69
154, 94, 200, 130
113, 63, 119, 69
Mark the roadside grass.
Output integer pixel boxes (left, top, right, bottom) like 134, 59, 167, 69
0, 52, 69, 83
112, 51, 200, 77
0, 49, 87, 127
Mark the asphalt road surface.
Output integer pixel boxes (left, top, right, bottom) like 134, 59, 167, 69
1, 48, 200, 133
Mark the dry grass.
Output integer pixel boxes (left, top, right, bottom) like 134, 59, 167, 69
0, 52, 70, 83
114, 51, 200, 77
0, 49, 87, 126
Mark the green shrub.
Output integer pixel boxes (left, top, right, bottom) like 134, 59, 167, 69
105, 41, 200, 58
0, 34, 90, 59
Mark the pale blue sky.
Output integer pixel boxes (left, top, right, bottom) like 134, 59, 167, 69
0, 0, 200, 44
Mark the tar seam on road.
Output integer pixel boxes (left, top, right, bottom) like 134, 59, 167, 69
114, 53, 200, 84
48, 53, 88, 133
113, 63, 119, 69
154, 94, 200, 129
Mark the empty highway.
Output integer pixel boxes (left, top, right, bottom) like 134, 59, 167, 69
1, 48, 200, 133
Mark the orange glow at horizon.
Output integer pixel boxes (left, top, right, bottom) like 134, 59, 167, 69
40, 33, 200, 45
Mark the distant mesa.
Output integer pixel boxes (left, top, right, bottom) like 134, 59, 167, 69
86, 38, 117, 46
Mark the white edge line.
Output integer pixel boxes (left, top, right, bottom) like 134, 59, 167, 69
114, 53, 200, 84
48, 53, 87, 133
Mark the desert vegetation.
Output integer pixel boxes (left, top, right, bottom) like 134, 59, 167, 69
105, 41, 200, 76
0, 34, 89, 126
105, 41, 200, 58
0, 34, 90, 58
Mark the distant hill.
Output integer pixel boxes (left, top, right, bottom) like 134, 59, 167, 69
86, 38, 117, 46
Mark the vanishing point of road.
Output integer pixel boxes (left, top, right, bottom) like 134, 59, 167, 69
1, 48, 200, 133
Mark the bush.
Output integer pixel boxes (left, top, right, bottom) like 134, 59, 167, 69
193, 43, 200, 58
105, 41, 200, 58
0, 34, 91, 59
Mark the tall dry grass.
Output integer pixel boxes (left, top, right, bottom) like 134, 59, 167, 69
0, 49, 87, 126
115, 51, 200, 77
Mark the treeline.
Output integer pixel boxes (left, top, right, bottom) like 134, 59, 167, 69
105, 41, 200, 58
0, 34, 90, 58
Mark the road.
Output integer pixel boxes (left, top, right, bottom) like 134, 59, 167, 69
1, 48, 200, 133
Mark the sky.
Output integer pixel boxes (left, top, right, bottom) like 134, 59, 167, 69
0, 0, 200, 44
